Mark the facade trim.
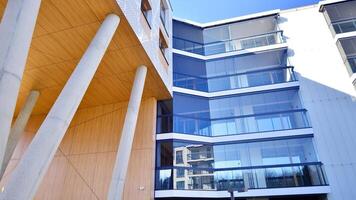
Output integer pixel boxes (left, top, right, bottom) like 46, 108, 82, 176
172, 43, 289, 60
172, 81, 299, 98
155, 186, 331, 198
156, 128, 314, 143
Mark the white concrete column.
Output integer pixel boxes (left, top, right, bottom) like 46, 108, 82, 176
0, 14, 120, 200
0, 90, 40, 179
0, 0, 42, 174
108, 65, 148, 200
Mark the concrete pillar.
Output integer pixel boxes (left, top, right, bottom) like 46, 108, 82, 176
0, 90, 40, 179
0, 14, 120, 200
0, 0, 42, 174
108, 65, 148, 200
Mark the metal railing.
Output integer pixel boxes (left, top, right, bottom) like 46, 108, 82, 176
187, 152, 213, 161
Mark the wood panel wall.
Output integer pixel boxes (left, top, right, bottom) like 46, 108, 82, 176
0, 98, 157, 200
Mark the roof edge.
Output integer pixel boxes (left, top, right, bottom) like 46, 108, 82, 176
173, 9, 280, 28
319, 0, 349, 12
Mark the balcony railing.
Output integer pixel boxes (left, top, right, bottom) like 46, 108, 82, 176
332, 17, 356, 34
187, 168, 214, 176
174, 66, 296, 92
155, 163, 328, 191
157, 109, 311, 137
187, 152, 213, 161
173, 30, 284, 56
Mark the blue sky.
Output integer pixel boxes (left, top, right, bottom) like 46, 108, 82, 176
170, 0, 320, 23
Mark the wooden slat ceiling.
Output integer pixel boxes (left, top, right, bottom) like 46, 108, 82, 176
0, 0, 170, 116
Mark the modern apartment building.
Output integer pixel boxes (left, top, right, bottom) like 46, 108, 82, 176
0, 0, 356, 200
155, 1, 356, 200
0, 0, 172, 199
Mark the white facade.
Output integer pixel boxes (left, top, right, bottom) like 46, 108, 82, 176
116, 0, 173, 94
280, 4, 356, 200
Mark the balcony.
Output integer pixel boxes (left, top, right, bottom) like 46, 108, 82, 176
157, 109, 311, 137
337, 37, 356, 75
155, 163, 328, 191
173, 30, 284, 56
321, 0, 356, 36
174, 66, 296, 92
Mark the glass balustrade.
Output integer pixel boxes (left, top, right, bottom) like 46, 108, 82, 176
157, 109, 310, 136
173, 31, 284, 55
174, 67, 296, 92
155, 163, 328, 190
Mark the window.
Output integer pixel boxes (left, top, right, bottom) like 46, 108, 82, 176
160, 0, 167, 26
175, 151, 183, 164
176, 168, 185, 178
159, 31, 169, 63
156, 142, 173, 167
176, 181, 185, 190
141, 0, 152, 28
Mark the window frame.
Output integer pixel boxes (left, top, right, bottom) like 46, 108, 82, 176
141, 0, 152, 29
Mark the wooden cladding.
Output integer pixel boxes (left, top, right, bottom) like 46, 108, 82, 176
0, 98, 157, 200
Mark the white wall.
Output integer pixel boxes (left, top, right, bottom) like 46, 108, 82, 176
116, 0, 173, 95
279, 5, 356, 200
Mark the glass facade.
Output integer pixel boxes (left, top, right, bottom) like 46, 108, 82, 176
155, 15, 328, 195
173, 16, 284, 55
173, 49, 295, 92
157, 89, 311, 136
155, 138, 328, 190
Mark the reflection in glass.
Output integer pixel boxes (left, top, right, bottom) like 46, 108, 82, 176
173, 31, 284, 56
156, 164, 327, 190
174, 67, 296, 92
156, 138, 319, 169
337, 37, 356, 75
323, 0, 356, 35
157, 89, 311, 136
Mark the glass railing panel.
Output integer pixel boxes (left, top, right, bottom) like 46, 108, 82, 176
173, 73, 208, 91
173, 67, 297, 92
155, 163, 328, 190
173, 31, 284, 56
157, 109, 311, 136
173, 38, 205, 55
